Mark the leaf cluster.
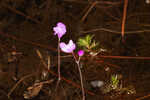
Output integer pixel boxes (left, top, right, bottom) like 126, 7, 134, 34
111, 75, 119, 89
77, 35, 99, 52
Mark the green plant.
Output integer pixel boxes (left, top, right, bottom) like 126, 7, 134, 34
111, 75, 119, 89
77, 34, 99, 56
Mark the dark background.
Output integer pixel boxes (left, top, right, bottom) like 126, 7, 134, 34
0, 0, 150, 100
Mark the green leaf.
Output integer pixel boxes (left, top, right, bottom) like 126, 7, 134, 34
86, 35, 94, 45
111, 75, 119, 86
77, 34, 100, 53
90, 41, 99, 49
78, 38, 88, 47
111, 75, 115, 81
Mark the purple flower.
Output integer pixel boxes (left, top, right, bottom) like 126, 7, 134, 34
78, 50, 84, 56
60, 40, 76, 53
53, 22, 66, 39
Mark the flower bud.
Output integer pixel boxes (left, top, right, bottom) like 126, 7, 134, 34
78, 50, 84, 56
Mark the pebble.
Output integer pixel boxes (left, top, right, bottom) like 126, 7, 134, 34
90, 80, 104, 88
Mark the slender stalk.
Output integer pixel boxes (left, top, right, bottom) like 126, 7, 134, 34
55, 38, 61, 91
72, 52, 85, 100
58, 38, 61, 81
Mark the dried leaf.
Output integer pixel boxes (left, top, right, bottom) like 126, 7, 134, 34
23, 80, 54, 99
23, 82, 43, 99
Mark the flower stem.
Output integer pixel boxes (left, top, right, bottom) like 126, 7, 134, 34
58, 38, 61, 81
72, 52, 85, 100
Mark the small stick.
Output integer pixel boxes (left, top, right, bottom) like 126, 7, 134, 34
98, 55, 150, 60
63, 0, 121, 5
81, 1, 97, 22
80, 27, 150, 34
7, 73, 35, 98
36, 49, 48, 67
36, 49, 95, 96
136, 93, 150, 100
34, 79, 54, 86
121, 0, 128, 43
47, 55, 50, 70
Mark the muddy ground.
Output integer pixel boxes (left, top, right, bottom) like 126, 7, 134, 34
0, 0, 150, 100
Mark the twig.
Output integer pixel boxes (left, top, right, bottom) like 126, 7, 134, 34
63, 0, 121, 5
80, 0, 120, 22
7, 73, 35, 98
2, 3, 50, 36
81, 1, 97, 22
35, 79, 54, 86
0, 31, 56, 52
36, 49, 48, 68
98, 55, 150, 60
1, 31, 150, 61
127, 13, 150, 19
2, 4, 41, 24
35, 49, 95, 96
102, 8, 121, 22
43, 0, 51, 23
121, 0, 128, 42
47, 55, 50, 70
136, 93, 150, 100
80, 1, 91, 19
95, 60, 120, 69
80, 27, 150, 34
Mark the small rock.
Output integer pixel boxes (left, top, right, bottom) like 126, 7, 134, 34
90, 80, 104, 88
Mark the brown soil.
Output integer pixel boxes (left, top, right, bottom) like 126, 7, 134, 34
0, 0, 150, 100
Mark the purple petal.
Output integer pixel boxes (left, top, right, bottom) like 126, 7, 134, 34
59, 40, 76, 53
53, 22, 66, 39
68, 40, 76, 51
57, 22, 66, 29
59, 42, 66, 49
60, 42, 71, 53
53, 27, 58, 35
